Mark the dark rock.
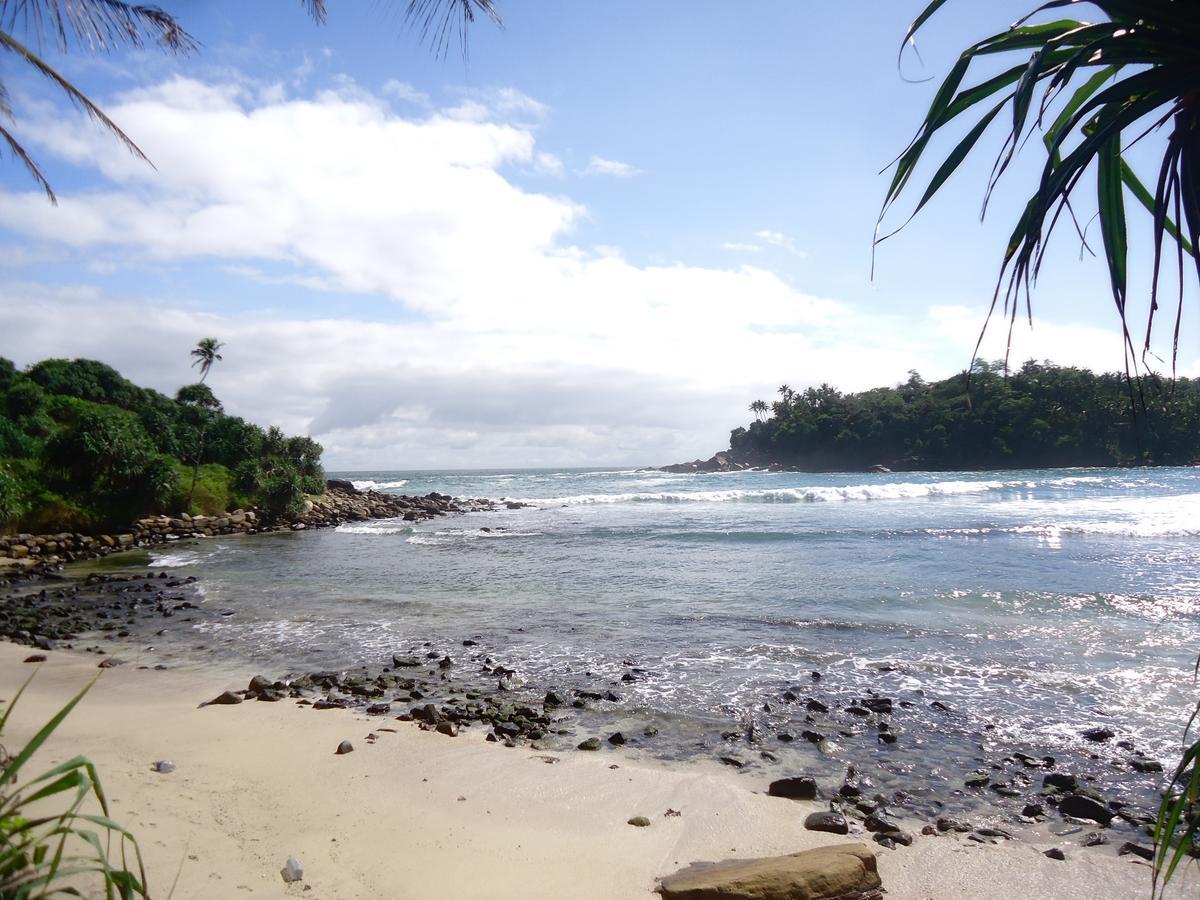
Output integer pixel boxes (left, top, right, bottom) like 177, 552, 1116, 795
1129, 756, 1163, 773
366, 702, 391, 715
335, 740, 354, 755
577, 737, 601, 751
1083, 832, 1108, 848
435, 721, 459, 737
1082, 727, 1116, 743
719, 756, 746, 769
1059, 794, 1113, 826
392, 654, 422, 667
885, 831, 913, 847
806, 699, 829, 714
248, 675, 274, 694
936, 817, 971, 833
1118, 842, 1154, 861
1043, 772, 1078, 792
608, 732, 626, 746
1023, 803, 1045, 818
862, 698, 893, 714
767, 776, 818, 801
964, 772, 989, 788
544, 690, 566, 707
864, 814, 900, 834
206, 690, 243, 706
804, 811, 849, 835
1044, 848, 1066, 861
627, 816, 651, 828
873, 834, 895, 849
801, 730, 824, 744
22, 654, 46, 663
98, 657, 125, 668
845, 705, 870, 717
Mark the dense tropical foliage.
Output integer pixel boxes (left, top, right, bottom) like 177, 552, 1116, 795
729, 360, 1200, 471
0, 356, 325, 532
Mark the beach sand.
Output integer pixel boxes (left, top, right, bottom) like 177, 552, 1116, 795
0, 641, 1189, 900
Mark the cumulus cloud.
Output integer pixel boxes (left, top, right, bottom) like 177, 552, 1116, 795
0, 75, 1143, 467
581, 155, 640, 177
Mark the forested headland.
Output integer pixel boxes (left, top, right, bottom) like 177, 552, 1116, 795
722, 361, 1200, 472
0, 356, 325, 532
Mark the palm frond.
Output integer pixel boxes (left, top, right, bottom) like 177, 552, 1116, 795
404, 0, 502, 58
876, 0, 1200, 376
0, 0, 197, 54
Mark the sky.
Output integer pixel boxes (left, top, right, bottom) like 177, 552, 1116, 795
0, 1, 1194, 469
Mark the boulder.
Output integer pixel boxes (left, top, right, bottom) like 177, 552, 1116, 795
658, 843, 881, 900
804, 811, 848, 835
767, 777, 818, 801
1059, 794, 1113, 826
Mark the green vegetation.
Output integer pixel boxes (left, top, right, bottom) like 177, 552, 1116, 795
0, 672, 147, 898
731, 361, 1200, 471
0, 356, 325, 532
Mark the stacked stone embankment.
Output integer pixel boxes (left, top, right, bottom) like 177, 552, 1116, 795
1, 483, 518, 572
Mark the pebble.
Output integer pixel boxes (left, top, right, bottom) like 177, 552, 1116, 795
22, 654, 46, 663
577, 738, 601, 751
335, 740, 354, 755
1044, 848, 1066, 861
627, 816, 651, 828
280, 857, 304, 883
152, 760, 176, 774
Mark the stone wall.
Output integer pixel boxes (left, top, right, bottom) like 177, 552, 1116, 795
0, 484, 517, 572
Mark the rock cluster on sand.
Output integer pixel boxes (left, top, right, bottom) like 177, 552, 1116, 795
657, 842, 882, 899
0, 483, 524, 570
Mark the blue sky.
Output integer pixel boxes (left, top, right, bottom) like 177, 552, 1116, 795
0, 1, 1192, 468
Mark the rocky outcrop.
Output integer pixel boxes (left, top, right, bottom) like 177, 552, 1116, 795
657, 452, 756, 475
0, 486, 521, 570
657, 842, 882, 899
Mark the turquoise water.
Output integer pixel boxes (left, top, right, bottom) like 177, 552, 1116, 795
141, 465, 1200, 815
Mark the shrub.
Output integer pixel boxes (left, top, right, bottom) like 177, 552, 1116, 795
0, 673, 148, 898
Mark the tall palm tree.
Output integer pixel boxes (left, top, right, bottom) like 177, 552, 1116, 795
876, 1, 1197, 376
0, 1, 501, 200
877, 5, 1198, 892
749, 399, 769, 422
190, 337, 223, 383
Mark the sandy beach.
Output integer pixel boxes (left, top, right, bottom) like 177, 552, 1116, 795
0, 641, 1190, 900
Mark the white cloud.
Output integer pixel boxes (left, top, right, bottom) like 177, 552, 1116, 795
754, 229, 806, 257
721, 241, 762, 253
381, 79, 430, 106
533, 151, 564, 177
582, 155, 641, 178
4, 75, 1148, 467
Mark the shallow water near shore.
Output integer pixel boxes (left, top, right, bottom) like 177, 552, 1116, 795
75, 465, 1200, 832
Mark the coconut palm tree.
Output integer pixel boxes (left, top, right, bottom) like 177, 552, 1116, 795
749, 399, 769, 422
0, 0, 501, 200
877, 1, 1197, 376
190, 337, 224, 383
878, 4, 1198, 891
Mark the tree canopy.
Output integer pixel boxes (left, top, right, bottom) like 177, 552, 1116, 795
729, 360, 1200, 472
0, 356, 326, 530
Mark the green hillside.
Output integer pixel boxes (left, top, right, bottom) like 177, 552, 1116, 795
730, 361, 1200, 471
0, 357, 324, 532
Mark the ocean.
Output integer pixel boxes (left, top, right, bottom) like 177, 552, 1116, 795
132, 465, 1200, 826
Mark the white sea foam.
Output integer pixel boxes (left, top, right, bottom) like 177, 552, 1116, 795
406, 528, 544, 546
350, 479, 409, 491
513, 479, 1012, 507
335, 520, 413, 535
148, 551, 201, 567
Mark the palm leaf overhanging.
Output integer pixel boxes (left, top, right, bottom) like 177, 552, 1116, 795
875, 1, 1199, 375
